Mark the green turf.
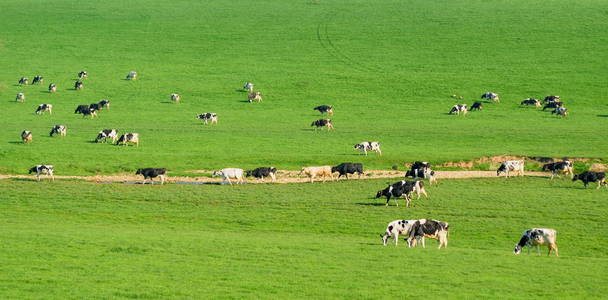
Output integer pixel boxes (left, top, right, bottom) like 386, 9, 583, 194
1, 177, 606, 299
1, 0, 607, 175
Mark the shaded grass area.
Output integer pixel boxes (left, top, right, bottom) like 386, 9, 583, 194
1, 177, 606, 298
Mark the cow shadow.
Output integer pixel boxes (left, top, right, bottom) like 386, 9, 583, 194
597, 115, 608, 118
355, 202, 386, 206
8, 141, 24, 144
235, 89, 248, 93
160, 101, 173, 104
239, 100, 252, 103
10, 178, 37, 182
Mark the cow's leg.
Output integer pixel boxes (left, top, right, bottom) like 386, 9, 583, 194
160, 175, 165, 185
598, 181, 603, 189
394, 233, 398, 246
536, 246, 541, 256
553, 244, 559, 257
421, 237, 426, 248
226, 177, 232, 185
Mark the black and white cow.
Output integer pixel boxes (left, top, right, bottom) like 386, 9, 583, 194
95, 129, 118, 143
375, 180, 427, 207
572, 171, 606, 189
543, 95, 560, 103
16, 93, 25, 102
48, 84, 57, 93
170, 93, 181, 103
542, 160, 573, 179
49, 125, 67, 137
449, 104, 468, 115
543, 101, 563, 111
405, 162, 437, 185
481, 92, 500, 102
551, 107, 568, 117
243, 82, 254, 92
354, 142, 381, 156
521, 98, 541, 107
126, 71, 137, 80
135, 168, 167, 184
74, 81, 83, 90
409, 219, 449, 249
75, 105, 90, 114
313, 105, 334, 115
32, 76, 44, 84
245, 167, 277, 182
19, 77, 29, 85
89, 103, 101, 111
196, 113, 218, 125
381, 219, 418, 246
35, 104, 53, 115
331, 162, 363, 179
514, 228, 558, 256
116, 133, 139, 146
311, 119, 334, 130
98, 99, 110, 110
497, 160, 525, 177
471, 101, 483, 111
78, 71, 88, 78
248, 91, 262, 103
21, 130, 33, 143
29, 165, 54, 181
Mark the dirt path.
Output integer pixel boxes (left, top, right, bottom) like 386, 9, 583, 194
0, 170, 550, 184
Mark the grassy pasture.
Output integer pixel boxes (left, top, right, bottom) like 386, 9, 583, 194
1, 177, 607, 299
0, 0, 607, 175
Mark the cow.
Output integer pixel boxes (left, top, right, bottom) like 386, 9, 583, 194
514, 228, 558, 257
471, 101, 483, 111
171, 93, 180, 103
98, 99, 110, 109
32, 76, 44, 84
481, 92, 500, 102
126, 71, 137, 80
497, 160, 525, 177
74, 81, 83, 90
21, 130, 32, 143
375, 180, 427, 207
135, 168, 167, 185
543, 101, 563, 111
78, 71, 88, 78
196, 113, 218, 125
331, 163, 364, 179
213, 168, 244, 185
15, 93, 25, 102
48, 84, 57, 93
116, 133, 139, 146
299, 166, 333, 183
521, 98, 541, 107
35, 104, 53, 115
49, 125, 67, 137
311, 119, 334, 130
551, 107, 568, 117
245, 167, 277, 182
75, 105, 89, 114
19, 77, 29, 85
542, 160, 573, 179
243, 82, 254, 92
405, 166, 437, 185
95, 129, 118, 143
28, 165, 54, 181
314, 105, 334, 115
248, 91, 262, 103
353, 142, 381, 156
381, 219, 418, 246
572, 171, 606, 189
409, 219, 449, 249
543, 95, 560, 103
89, 103, 101, 111
449, 104, 468, 115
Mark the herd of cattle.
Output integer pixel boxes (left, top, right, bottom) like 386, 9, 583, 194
449, 93, 569, 117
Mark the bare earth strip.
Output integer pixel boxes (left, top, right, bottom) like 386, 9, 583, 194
0, 170, 550, 184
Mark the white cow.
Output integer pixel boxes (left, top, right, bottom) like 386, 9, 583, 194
513, 228, 558, 257
497, 160, 525, 177
354, 142, 381, 156
29, 165, 54, 181
213, 168, 244, 185
16, 93, 25, 102
381, 219, 418, 246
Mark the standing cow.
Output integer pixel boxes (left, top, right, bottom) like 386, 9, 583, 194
497, 160, 525, 177
353, 142, 381, 156
15, 93, 25, 102
313, 105, 333, 115
481, 92, 500, 102
21, 130, 33, 143
136, 168, 167, 185
48, 84, 57, 93
49, 125, 67, 137
126, 71, 137, 80
171, 93, 180, 103
245, 167, 277, 182
513, 228, 558, 257
213, 168, 245, 185
35, 104, 53, 115
248, 92, 262, 103
96, 129, 118, 143
116, 133, 139, 146
572, 171, 606, 189
331, 163, 364, 179
196, 113, 218, 125
29, 165, 54, 181
311, 119, 334, 131
449, 104, 468, 115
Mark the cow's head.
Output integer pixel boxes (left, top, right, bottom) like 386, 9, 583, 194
572, 174, 579, 182
28, 167, 37, 174
513, 244, 523, 255
212, 171, 223, 177
375, 190, 384, 198
135, 169, 143, 175
381, 233, 390, 246
245, 170, 252, 177
496, 164, 506, 176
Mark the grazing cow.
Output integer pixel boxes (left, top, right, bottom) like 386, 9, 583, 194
514, 228, 558, 257
449, 104, 468, 115
331, 162, 364, 179
126, 71, 137, 80
381, 219, 418, 246
95, 129, 118, 143
77, 106, 97, 118
48, 84, 57, 93
213, 168, 245, 185
171, 93, 180, 103
409, 219, 449, 249
98, 99, 110, 109
481, 92, 500, 102
543, 101, 563, 111
135, 168, 167, 185
375, 184, 411, 207
89, 103, 101, 111
543, 95, 560, 103
521, 98, 541, 107
196, 113, 218, 125
470, 101, 483, 111
572, 171, 606, 189
311, 119, 334, 130
32, 76, 44, 84
401, 180, 429, 200
245, 167, 277, 182
497, 160, 525, 177
21, 130, 33, 143
405, 164, 437, 185
78, 71, 88, 78
542, 160, 573, 179
243, 82, 254, 92
551, 107, 568, 117
35, 104, 53, 115
49, 125, 67, 137
354, 141, 381, 156
16, 93, 25, 102
116, 133, 139, 146
28, 165, 54, 181
74, 81, 83, 90
314, 105, 334, 115
248, 92, 262, 103
19, 77, 29, 85
299, 166, 333, 183
75, 105, 90, 114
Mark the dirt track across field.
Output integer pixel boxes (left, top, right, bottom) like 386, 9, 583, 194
0, 170, 550, 184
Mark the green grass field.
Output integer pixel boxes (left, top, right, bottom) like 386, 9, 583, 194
1, 0, 607, 174
1, 177, 607, 298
